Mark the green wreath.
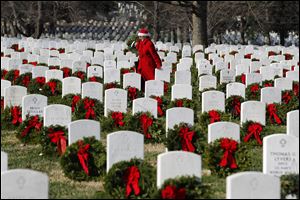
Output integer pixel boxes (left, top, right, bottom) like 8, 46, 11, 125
60, 136, 106, 181
40, 125, 68, 156
127, 111, 165, 143
266, 103, 286, 125
262, 79, 274, 88
16, 115, 43, 144
281, 174, 299, 199
240, 121, 267, 146
153, 176, 210, 199
1, 69, 8, 79
15, 72, 32, 87
235, 74, 246, 84
60, 93, 81, 113
165, 123, 205, 155
126, 34, 138, 55
104, 81, 122, 90
100, 111, 130, 135
61, 67, 72, 78
4, 69, 20, 85
281, 90, 299, 112
168, 98, 197, 111
104, 158, 156, 199
41, 79, 62, 96
125, 86, 144, 108
1, 105, 22, 130
1, 97, 4, 113
216, 83, 227, 94
37, 63, 48, 67
199, 110, 228, 134
49, 65, 60, 70
28, 77, 46, 94
88, 76, 103, 83
149, 95, 169, 118
225, 95, 245, 119
73, 97, 103, 120
245, 83, 261, 101
72, 71, 86, 82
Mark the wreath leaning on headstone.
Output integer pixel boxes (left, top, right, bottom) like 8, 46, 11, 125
225, 95, 244, 119
240, 120, 267, 146
28, 77, 46, 94
15, 72, 32, 87
41, 79, 62, 96
60, 136, 106, 181
153, 176, 211, 199
16, 115, 43, 144
73, 97, 103, 120
104, 158, 156, 199
1, 105, 22, 130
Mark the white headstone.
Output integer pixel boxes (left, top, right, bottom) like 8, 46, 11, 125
260, 87, 281, 104
171, 84, 192, 100
155, 68, 171, 83
82, 82, 103, 102
32, 66, 48, 79
208, 122, 240, 143
157, 151, 201, 188
104, 68, 120, 84
166, 107, 194, 133
1, 169, 49, 199
145, 80, 164, 97
241, 101, 266, 125
286, 71, 299, 82
87, 65, 103, 78
133, 98, 157, 118
43, 104, 71, 127
123, 73, 141, 90
220, 69, 236, 84
263, 134, 299, 176
72, 60, 87, 73
246, 73, 262, 86
62, 77, 81, 97
45, 69, 63, 82
226, 82, 245, 98
202, 91, 225, 113
22, 94, 47, 120
274, 78, 293, 91
175, 71, 191, 85
104, 88, 127, 117
1, 151, 7, 172
107, 131, 144, 172
68, 119, 100, 145
199, 75, 217, 91
226, 172, 280, 199
1, 80, 11, 97
287, 110, 299, 138
4, 86, 27, 108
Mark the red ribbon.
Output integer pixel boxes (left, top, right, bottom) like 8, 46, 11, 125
83, 98, 95, 119
86, 63, 91, 68
111, 112, 125, 127
121, 69, 130, 74
75, 71, 85, 80
124, 166, 141, 197
47, 81, 57, 95
58, 49, 65, 54
264, 82, 273, 87
164, 82, 169, 93
71, 95, 81, 112
139, 114, 153, 139
1, 69, 8, 79
244, 123, 263, 145
219, 138, 238, 169
282, 92, 292, 104
155, 96, 164, 117
128, 87, 137, 101
29, 61, 38, 66
22, 75, 31, 87
233, 98, 241, 116
179, 127, 195, 152
21, 116, 42, 138
1, 98, 4, 111
22, 59, 28, 64
11, 106, 22, 125
36, 77, 46, 85
89, 76, 97, 82
61, 67, 71, 78
161, 185, 186, 199
244, 54, 252, 59
284, 54, 293, 60
241, 74, 246, 84
250, 84, 259, 93
13, 70, 20, 82
105, 82, 116, 89
48, 130, 67, 155
77, 141, 90, 175
268, 51, 277, 57
267, 104, 282, 125
293, 83, 299, 97
208, 110, 221, 124
176, 99, 183, 107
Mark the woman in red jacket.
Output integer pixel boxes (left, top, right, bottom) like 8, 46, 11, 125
132, 28, 162, 91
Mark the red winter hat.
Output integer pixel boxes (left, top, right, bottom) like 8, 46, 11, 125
138, 28, 150, 37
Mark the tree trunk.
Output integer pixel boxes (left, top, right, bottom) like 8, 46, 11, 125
34, 1, 43, 39
153, 1, 160, 41
176, 26, 181, 43
192, 1, 208, 47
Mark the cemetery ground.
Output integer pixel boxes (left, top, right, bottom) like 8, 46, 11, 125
1, 121, 286, 199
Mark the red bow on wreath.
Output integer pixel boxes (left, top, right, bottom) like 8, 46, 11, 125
71, 95, 81, 112
233, 98, 241, 116
77, 141, 90, 175
1, 69, 8, 79
105, 82, 116, 89
48, 130, 67, 155
264, 82, 273, 87
139, 114, 153, 139
241, 74, 246, 84
219, 138, 238, 169
61, 68, 71, 78
11, 106, 22, 125
22, 59, 28, 64
13, 70, 20, 82
128, 87, 137, 101
293, 83, 299, 97
161, 185, 186, 199
282, 91, 292, 104
176, 99, 183, 107
111, 112, 125, 127
47, 81, 57, 95
244, 123, 263, 145
21, 116, 42, 138
89, 76, 97, 82
267, 104, 282, 125
29, 61, 38, 66
250, 84, 259, 93
124, 166, 141, 197
22, 75, 31, 87
164, 82, 169, 93
36, 77, 46, 85
75, 71, 85, 80
179, 127, 195, 152
208, 110, 221, 124
83, 99, 95, 119
121, 69, 130, 74
155, 96, 164, 117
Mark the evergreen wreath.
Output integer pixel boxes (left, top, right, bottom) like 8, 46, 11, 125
281, 90, 299, 112
104, 158, 156, 199
262, 79, 274, 88
100, 111, 130, 134
1, 97, 4, 113
266, 103, 286, 125
280, 174, 299, 199
60, 136, 106, 181
60, 94, 81, 113
104, 81, 122, 90
61, 67, 72, 78
293, 81, 299, 98
149, 95, 169, 117
49, 65, 60, 70
235, 73, 246, 84
126, 34, 138, 55
88, 76, 103, 83
199, 110, 227, 134
125, 86, 144, 108
217, 83, 227, 94
225, 95, 245, 119
40, 125, 68, 156
245, 83, 261, 101
128, 111, 165, 143
28, 77, 46, 94
16, 115, 43, 144
41, 79, 62, 96
168, 98, 197, 110
153, 176, 210, 199
72, 71, 86, 81
1, 105, 22, 130
73, 97, 103, 120
1, 69, 8, 79
165, 123, 205, 154
240, 121, 266, 146
4, 69, 20, 85
15, 72, 32, 87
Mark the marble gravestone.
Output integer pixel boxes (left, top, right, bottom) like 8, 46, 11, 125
22, 94, 47, 120
175, 70, 191, 85
241, 101, 266, 126
157, 151, 201, 188
4, 86, 27, 108
166, 107, 194, 134
104, 88, 127, 117
260, 87, 281, 104
226, 172, 280, 199
104, 68, 120, 84
226, 82, 245, 99
171, 84, 192, 100
1, 169, 49, 199
123, 73, 141, 90
68, 119, 100, 145
45, 69, 63, 82
287, 110, 299, 138
32, 66, 48, 79
155, 68, 171, 83
62, 77, 81, 97
274, 78, 293, 91
220, 69, 236, 84
1, 80, 11, 97
145, 80, 164, 97
107, 131, 144, 172
43, 104, 71, 127
263, 134, 299, 177
1, 151, 8, 172
202, 90, 225, 113
82, 82, 103, 102
133, 98, 158, 118
199, 75, 217, 91
208, 122, 240, 143
87, 65, 103, 78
